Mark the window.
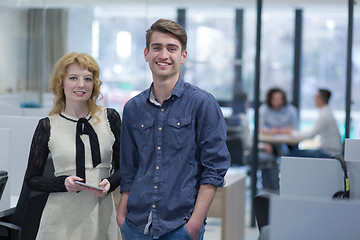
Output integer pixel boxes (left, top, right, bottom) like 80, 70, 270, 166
186, 8, 235, 101
67, 5, 177, 111
301, 9, 348, 141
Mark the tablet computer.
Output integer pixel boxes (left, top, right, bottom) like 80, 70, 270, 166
75, 181, 106, 191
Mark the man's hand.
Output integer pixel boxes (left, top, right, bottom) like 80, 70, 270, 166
186, 219, 203, 240
186, 184, 217, 240
117, 191, 129, 227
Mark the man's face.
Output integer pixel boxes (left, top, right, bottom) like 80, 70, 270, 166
144, 31, 187, 81
315, 92, 323, 107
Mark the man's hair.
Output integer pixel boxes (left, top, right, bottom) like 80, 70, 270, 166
266, 87, 288, 108
146, 19, 187, 52
318, 89, 332, 104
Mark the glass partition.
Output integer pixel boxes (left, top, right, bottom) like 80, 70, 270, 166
89, 5, 176, 110
0, 1, 31, 105
260, 8, 295, 102
0, 0, 358, 139
301, 7, 351, 145
186, 8, 235, 101
352, 1, 360, 138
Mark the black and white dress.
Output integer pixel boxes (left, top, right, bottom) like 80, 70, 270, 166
26, 107, 122, 240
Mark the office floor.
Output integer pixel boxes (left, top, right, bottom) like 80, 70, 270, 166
205, 218, 259, 240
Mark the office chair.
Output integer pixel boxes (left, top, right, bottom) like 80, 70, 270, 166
226, 136, 244, 166
254, 192, 280, 240
253, 192, 276, 231
0, 171, 8, 200
0, 155, 54, 240
0, 171, 20, 238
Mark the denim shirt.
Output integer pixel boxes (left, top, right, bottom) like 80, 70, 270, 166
120, 79, 230, 239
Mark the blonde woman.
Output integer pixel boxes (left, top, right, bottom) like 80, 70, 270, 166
25, 52, 121, 240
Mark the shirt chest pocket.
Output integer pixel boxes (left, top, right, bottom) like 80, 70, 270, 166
166, 118, 193, 150
133, 119, 154, 149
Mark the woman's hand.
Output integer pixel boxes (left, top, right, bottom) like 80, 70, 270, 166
88, 179, 110, 197
65, 177, 110, 197
277, 126, 293, 134
64, 176, 88, 192
261, 127, 278, 135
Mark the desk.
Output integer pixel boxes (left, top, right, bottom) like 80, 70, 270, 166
208, 174, 246, 240
259, 134, 302, 145
259, 134, 302, 156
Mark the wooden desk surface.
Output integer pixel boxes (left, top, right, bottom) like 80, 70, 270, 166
259, 134, 302, 145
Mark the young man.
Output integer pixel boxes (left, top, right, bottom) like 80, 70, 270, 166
117, 19, 231, 240
291, 89, 342, 158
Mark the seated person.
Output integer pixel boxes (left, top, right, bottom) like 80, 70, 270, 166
259, 87, 298, 135
229, 91, 279, 193
258, 88, 299, 193
290, 89, 342, 158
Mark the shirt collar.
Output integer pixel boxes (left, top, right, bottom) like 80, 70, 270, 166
149, 87, 161, 106
147, 78, 185, 105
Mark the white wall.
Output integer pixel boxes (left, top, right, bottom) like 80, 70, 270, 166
0, 129, 11, 211
0, 116, 41, 207
0, 6, 28, 94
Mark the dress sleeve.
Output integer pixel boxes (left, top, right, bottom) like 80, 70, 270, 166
25, 118, 68, 192
105, 108, 122, 192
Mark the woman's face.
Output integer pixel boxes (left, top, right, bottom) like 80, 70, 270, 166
63, 63, 94, 106
271, 92, 284, 111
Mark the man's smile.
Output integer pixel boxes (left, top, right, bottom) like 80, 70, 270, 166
156, 62, 171, 66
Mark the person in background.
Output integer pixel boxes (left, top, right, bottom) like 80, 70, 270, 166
258, 87, 299, 193
25, 52, 122, 240
290, 89, 342, 158
260, 87, 298, 135
116, 19, 231, 240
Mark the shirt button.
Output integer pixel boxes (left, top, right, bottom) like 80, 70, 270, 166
141, 124, 144, 128
154, 185, 158, 189
161, 108, 164, 112
157, 146, 161, 150
152, 205, 156, 209
156, 166, 160, 170
158, 127, 162, 131
177, 122, 180, 126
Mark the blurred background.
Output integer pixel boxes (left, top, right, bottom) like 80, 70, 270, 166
0, 0, 359, 144
1, 1, 359, 238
